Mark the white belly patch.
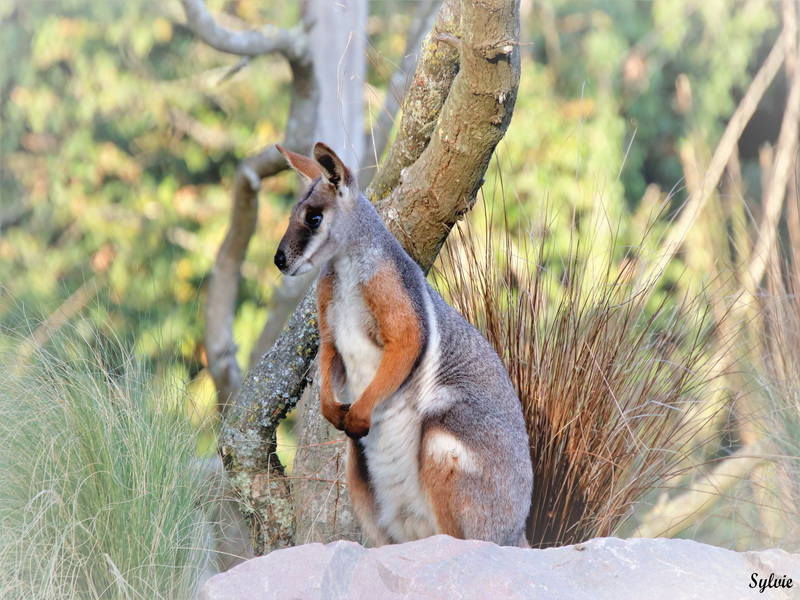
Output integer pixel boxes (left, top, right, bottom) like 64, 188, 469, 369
359, 393, 437, 542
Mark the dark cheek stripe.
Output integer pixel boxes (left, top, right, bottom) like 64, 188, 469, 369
295, 226, 313, 251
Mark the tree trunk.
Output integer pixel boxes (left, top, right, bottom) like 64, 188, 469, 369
307, 0, 367, 169
291, 374, 361, 544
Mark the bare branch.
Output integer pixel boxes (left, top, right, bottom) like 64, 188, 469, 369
365, 0, 462, 204
743, 17, 800, 292
376, 0, 522, 273
217, 56, 251, 85
203, 34, 318, 415
180, 0, 307, 60
784, 0, 798, 80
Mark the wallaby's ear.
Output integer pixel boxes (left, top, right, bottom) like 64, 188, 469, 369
313, 142, 355, 194
276, 145, 322, 187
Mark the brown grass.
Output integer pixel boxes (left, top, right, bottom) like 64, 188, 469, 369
434, 215, 728, 548
757, 254, 800, 549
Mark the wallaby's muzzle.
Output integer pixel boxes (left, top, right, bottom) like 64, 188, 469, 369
274, 248, 287, 271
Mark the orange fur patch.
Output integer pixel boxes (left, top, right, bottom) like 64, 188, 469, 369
343, 263, 423, 436
420, 426, 467, 538
317, 274, 348, 430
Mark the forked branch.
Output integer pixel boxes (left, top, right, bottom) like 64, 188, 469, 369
181, 0, 307, 60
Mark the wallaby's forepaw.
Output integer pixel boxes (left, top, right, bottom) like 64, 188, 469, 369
344, 409, 370, 439
322, 402, 350, 431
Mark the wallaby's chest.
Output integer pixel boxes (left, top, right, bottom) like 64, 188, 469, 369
360, 399, 436, 542
329, 270, 383, 401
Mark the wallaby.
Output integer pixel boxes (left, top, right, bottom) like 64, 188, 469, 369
274, 142, 533, 547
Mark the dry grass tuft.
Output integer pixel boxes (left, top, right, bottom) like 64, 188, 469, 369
434, 216, 728, 548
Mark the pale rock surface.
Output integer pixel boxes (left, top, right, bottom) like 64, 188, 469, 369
199, 534, 800, 600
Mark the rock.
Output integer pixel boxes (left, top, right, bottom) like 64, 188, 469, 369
199, 535, 800, 600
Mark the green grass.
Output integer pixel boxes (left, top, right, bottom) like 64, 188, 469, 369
0, 327, 215, 599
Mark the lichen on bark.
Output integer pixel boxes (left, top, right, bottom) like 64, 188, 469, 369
220, 289, 318, 553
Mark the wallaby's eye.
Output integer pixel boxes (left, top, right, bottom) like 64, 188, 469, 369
305, 211, 323, 230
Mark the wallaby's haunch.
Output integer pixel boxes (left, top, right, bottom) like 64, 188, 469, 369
275, 142, 533, 547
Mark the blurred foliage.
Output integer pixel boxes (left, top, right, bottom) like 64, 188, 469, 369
0, 1, 304, 417
0, 0, 785, 426
489, 0, 781, 297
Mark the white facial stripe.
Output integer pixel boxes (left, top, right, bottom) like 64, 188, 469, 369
288, 261, 314, 276
296, 219, 330, 269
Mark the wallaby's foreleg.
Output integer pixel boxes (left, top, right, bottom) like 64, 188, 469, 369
318, 274, 349, 430
344, 264, 422, 439
346, 439, 391, 546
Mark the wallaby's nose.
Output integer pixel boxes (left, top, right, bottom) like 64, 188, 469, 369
274, 249, 286, 271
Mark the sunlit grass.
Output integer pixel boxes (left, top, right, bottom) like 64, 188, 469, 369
0, 325, 216, 599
